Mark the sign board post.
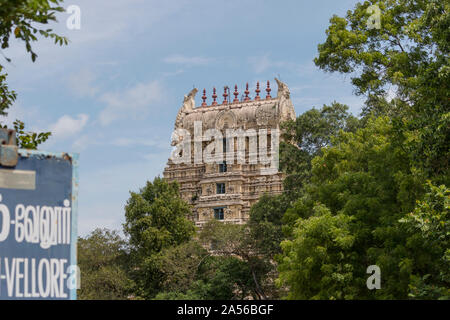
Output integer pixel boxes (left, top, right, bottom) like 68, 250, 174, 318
0, 149, 79, 300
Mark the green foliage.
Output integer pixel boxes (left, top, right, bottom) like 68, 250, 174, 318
75, 0, 448, 301
314, 0, 449, 178
283, 102, 359, 157
155, 256, 255, 300
199, 220, 273, 299
0, 66, 16, 115
400, 182, 450, 299
0, 0, 68, 65
152, 241, 209, 294
121, 179, 287, 300
123, 177, 196, 299
278, 116, 449, 299
12, 119, 51, 149
154, 290, 202, 300
248, 194, 288, 257
0, 0, 69, 148
278, 205, 356, 299
150, 195, 290, 300
314, 0, 448, 99
77, 229, 134, 300
0, 119, 52, 149
280, 102, 360, 200
282, 192, 316, 238
279, 118, 415, 299
124, 177, 195, 255
192, 256, 256, 300
276, 0, 449, 300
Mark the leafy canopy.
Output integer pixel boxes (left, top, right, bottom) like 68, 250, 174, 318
123, 177, 196, 299
0, 0, 68, 148
314, 0, 449, 178
77, 229, 134, 300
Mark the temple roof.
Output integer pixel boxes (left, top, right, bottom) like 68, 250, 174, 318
174, 78, 296, 132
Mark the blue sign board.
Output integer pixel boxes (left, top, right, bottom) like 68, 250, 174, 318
0, 150, 78, 300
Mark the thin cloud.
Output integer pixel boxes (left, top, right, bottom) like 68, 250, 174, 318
98, 80, 164, 126
49, 114, 89, 140
111, 137, 168, 149
72, 133, 100, 152
67, 69, 99, 98
163, 54, 214, 67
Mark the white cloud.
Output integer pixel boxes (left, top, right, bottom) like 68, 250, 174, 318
111, 137, 168, 148
161, 69, 185, 77
2, 1, 190, 84
67, 69, 99, 97
71, 133, 98, 152
49, 114, 89, 140
163, 54, 213, 67
98, 80, 164, 126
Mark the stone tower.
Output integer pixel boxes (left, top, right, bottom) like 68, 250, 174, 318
163, 78, 296, 227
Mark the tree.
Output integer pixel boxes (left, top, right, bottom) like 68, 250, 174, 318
278, 205, 356, 299
248, 194, 288, 258
314, 0, 449, 178
276, 0, 449, 300
151, 240, 209, 295
400, 182, 450, 299
11, 119, 51, 149
192, 256, 256, 300
123, 177, 196, 299
199, 220, 275, 299
277, 116, 449, 299
246, 194, 292, 298
77, 229, 134, 300
0, 0, 68, 65
0, 67, 16, 116
280, 102, 359, 200
0, 0, 69, 148
154, 255, 255, 300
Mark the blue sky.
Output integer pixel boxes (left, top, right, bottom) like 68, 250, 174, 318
2, 0, 364, 236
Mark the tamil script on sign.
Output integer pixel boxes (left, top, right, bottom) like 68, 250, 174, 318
0, 151, 78, 300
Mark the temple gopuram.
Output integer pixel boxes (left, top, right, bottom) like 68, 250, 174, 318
163, 78, 296, 227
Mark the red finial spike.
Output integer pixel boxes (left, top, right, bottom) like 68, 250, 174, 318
233, 85, 239, 103
222, 86, 228, 104
244, 83, 250, 101
212, 87, 218, 106
201, 89, 207, 106
255, 82, 261, 100
266, 80, 271, 99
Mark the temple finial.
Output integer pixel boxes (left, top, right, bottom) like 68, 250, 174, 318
222, 86, 228, 104
244, 83, 250, 101
255, 81, 260, 100
266, 80, 271, 99
212, 87, 218, 106
233, 85, 239, 103
201, 89, 207, 106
